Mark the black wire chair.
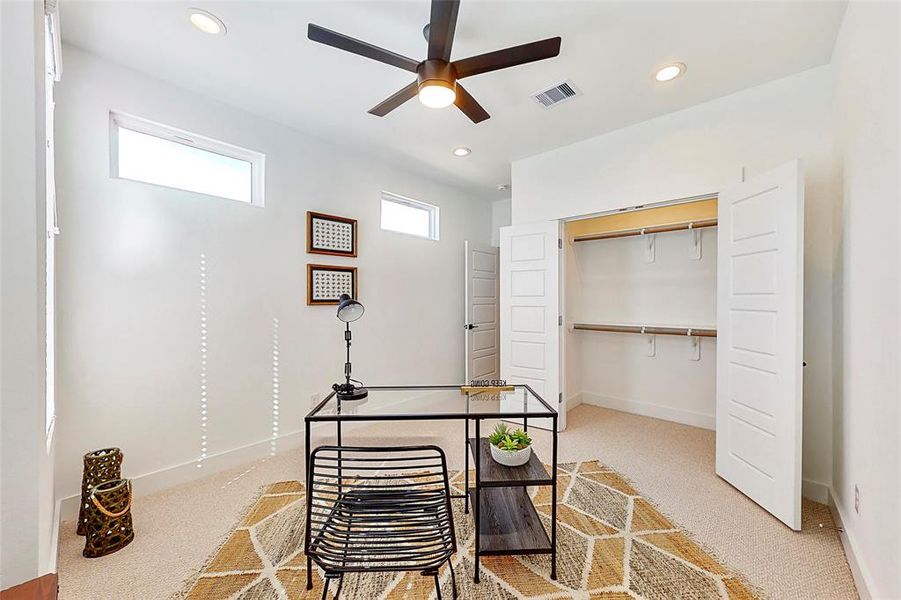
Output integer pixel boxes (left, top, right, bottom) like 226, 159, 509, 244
306, 445, 458, 599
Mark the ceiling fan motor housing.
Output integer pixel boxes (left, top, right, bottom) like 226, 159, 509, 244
417, 59, 457, 92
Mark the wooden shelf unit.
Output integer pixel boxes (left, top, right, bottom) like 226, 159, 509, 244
567, 196, 718, 243
572, 323, 717, 338
572, 217, 718, 243
467, 437, 555, 558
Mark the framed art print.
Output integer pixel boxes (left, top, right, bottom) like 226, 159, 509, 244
307, 264, 357, 305
307, 211, 357, 257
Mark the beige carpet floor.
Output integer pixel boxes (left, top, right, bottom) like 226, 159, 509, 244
57, 405, 858, 599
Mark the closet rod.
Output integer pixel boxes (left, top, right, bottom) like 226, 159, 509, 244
572, 217, 718, 243
572, 323, 717, 338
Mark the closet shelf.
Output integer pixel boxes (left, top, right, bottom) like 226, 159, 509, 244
572, 217, 717, 243
572, 323, 717, 338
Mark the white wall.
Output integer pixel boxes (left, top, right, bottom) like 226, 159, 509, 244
512, 66, 839, 492
490, 197, 511, 247
568, 229, 718, 429
0, 0, 56, 589
53, 46, 492, 504
831, 3, 900, 598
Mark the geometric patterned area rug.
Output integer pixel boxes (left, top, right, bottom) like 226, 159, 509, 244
180, 460, 759, 599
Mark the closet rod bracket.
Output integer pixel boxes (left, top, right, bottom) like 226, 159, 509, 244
689, 223, 702, 260
646, 332, 656, 357
645, 232, 656, 263
689, 334, 701, 361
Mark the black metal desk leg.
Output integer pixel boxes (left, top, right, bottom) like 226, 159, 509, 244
474, 418, 481, 584
523, 388, 528, 433
336, 420, 343, 497
551, 414, 558, 581
304, 419, 313, 590
464, 418, 470, 514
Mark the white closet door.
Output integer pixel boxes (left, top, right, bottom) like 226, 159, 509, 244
500, 222, 560, 428
716, 159, 804, 530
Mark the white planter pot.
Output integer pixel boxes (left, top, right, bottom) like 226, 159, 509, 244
490, 443, 532, 467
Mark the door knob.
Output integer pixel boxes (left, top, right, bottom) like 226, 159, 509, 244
464, 323, 479, 330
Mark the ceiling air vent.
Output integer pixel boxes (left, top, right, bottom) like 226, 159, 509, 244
531, 80, 580, 109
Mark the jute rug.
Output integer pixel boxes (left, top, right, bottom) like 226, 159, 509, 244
180, 460, 759, 599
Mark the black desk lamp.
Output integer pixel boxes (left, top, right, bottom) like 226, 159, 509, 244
333, 293, 368, 401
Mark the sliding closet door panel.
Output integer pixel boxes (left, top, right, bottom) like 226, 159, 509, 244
716, 159, 804, 531
500, 222, 560, 430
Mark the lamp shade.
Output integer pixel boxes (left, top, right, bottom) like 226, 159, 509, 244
336, 294, 364, 322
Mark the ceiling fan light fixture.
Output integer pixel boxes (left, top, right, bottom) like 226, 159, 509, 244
418, 81, 456, 109
307, 0, 563, 123
654, 62, 685, 82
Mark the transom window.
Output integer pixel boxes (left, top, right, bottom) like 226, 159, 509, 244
380, 191, 439, 240
110, 111, 265, 206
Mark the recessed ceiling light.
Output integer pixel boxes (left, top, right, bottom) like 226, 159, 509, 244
188, 9, 227, 36
453, 147, 471, 157
654, 63, 685, 82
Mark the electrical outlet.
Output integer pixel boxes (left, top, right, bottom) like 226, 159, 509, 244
854, 485, 860, 515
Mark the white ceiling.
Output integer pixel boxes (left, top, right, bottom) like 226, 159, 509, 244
61, 0, 847, 197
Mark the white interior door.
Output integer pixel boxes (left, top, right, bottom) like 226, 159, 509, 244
716, 159, 804, 530
500, 221, 561, 430
464, 242, 499, 382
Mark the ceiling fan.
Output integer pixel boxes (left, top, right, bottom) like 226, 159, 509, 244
307, 0, 562, 124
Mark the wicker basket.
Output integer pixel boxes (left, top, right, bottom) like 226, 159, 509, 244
83, 478, 134, 558
77, 448, 123, 535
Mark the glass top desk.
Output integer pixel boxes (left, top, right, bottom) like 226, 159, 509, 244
304, 385, 559, 585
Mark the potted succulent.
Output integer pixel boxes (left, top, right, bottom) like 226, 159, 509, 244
487, 423, 533, 467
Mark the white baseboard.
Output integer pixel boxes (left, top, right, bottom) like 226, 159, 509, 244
578, 392, 715, 430
801, 478, 830, 504
565, 393, 583, 410
829, 488, 875, 600
57, 391, 439, 522
58, 427, 312, 522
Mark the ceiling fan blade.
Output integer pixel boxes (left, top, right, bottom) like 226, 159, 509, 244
454, 84, 490, 123
368, 81, 419, 116
308, 24, 420, 73
453, 36, 561, 79
427, 0, 460, 61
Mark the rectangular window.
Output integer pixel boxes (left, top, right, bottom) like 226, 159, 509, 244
380, 191, 439, 240
110, 112, 265, 206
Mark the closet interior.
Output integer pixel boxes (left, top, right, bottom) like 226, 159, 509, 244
563, 198, 720, 430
